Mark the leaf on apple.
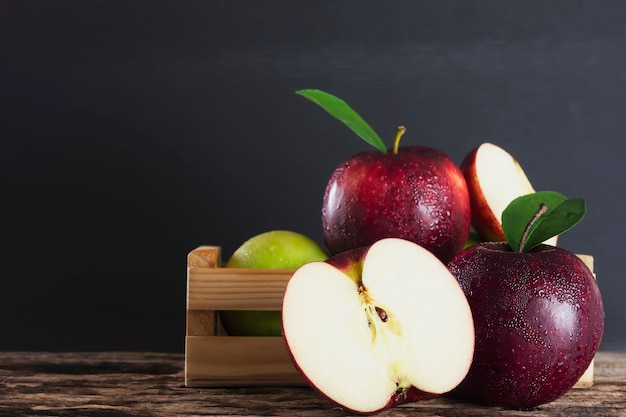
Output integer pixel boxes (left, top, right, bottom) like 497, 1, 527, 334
295, 89, 388, 153
502, 191, 586, 252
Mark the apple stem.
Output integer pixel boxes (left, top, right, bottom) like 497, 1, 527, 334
518, 203, 548, 252
392, 126, 407, 154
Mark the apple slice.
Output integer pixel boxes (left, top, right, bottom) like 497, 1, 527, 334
461, 142, 557, 245
282, 238, 474, 414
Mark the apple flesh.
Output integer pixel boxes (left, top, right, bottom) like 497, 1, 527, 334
461, 142, 557, 246
322, 146, 471, 263
447, 242, 604, 408
282, 238, 475, 414
219, 230, 328, 336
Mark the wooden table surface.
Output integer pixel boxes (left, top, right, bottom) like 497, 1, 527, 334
1, 351, 624, 416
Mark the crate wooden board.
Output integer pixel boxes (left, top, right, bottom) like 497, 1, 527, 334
184, 246, 596, 388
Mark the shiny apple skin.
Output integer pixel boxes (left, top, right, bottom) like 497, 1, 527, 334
322, 146, 471, 263
447, 242, 604, 408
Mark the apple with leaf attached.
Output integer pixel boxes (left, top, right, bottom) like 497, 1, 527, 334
297, 89, 471, 263
282, 237, 475, 414
448, 191, 604, 408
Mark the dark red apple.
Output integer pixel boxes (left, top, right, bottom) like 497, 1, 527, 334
322, 128, 471, 263
447, 242, 604, 408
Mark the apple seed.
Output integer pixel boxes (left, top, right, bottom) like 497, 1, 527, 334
376, 306, 389, 322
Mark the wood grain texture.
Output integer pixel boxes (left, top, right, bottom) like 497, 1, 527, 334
185, 336, 301, 386
187, 267, 293, 311
187, 245, 222, 268
0, 351, 623, 417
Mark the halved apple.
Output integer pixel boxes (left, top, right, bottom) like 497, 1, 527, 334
282, 238, 474, 414
461, 142, 557, 245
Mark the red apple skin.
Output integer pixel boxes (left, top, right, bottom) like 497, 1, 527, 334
322, 146, 471, 263
324, 244, 367, 281
460, 147, 506, 242
447, 242, 604, 408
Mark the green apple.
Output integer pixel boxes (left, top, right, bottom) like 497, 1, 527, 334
219, 230, 328, 336
225, 230, 329, 269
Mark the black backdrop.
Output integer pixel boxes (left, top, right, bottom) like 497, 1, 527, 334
2, 1, 625, 352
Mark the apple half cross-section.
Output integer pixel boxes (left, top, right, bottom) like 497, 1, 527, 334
282, 238, 475, 414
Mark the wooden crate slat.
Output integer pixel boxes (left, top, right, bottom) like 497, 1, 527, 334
187, 268, 293, 311
187, 245, 222, 268
185, 335, 304, 387
186, 310, 217, 337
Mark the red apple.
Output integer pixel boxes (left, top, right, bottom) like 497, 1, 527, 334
322, 127, 471, 263
282, 238, 475, 414
461, 142, 557, 246
295, 89, 470, 263
447, 242, 604, 408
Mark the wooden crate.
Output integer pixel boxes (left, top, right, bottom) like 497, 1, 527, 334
185, 246, 301, 387
184, 246, 595, 388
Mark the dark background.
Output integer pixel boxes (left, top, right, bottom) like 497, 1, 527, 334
1, 1, 624, 352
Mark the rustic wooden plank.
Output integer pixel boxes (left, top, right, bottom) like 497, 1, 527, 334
0, 351, 623, 416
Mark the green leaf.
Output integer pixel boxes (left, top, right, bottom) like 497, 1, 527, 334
296, 89, 387, 153
502, 191, 566, 251
502, 191, 586, 252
